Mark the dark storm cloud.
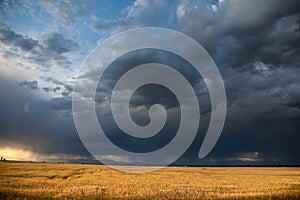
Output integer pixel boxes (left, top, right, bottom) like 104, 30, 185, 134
86, 0, 300, 165
81, 48, 212, 154
199, 65, 300, 165
92, 49, 207, 108
176, 0, 300, 69
0, 74, 91, 160
92, 0, 300, 69
286, 102, 300, 112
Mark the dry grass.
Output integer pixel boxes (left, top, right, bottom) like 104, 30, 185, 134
0, 162, 299, 199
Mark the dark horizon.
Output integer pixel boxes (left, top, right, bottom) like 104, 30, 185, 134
2, 159, 300, 168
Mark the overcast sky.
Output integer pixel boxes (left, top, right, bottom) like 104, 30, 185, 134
0, 0, 300, 165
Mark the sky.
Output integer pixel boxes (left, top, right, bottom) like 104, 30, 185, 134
0, 0, 300, 166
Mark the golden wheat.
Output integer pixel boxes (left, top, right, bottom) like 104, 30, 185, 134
0, 162, 299, 199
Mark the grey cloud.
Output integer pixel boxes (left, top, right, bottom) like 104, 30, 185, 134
0, 23, 79, 70
53, 86, 61, 94
215, 0, 300, 36
43, 32, 79, 54
35, 32, 79, 69
207, 64, 300, 162
48, 77, 74, 92
91, 19, 130, 34
287, 92, 300, 108
177, 0, 300, 69
42, 87, 50, 93
0, 74, 90, 158
0, 1, 8, 10
40, 77, 74, 97
19, 80, 39, 90
0, 22, 39, 51
50, 96, 72, 111
42, 85, 72, 97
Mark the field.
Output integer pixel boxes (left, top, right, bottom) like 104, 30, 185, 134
0, 162, 299, 199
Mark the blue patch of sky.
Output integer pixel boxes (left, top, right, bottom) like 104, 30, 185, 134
1, 2, 51, 35
93, 0, 134, 21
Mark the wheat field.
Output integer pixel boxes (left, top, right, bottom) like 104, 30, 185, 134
0, 162, 299, 199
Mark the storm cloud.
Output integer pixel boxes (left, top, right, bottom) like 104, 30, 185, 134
0, 0, 299, 165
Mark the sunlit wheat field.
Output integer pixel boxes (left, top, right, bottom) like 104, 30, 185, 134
0, 162, 299, 199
